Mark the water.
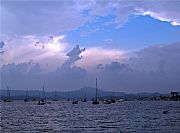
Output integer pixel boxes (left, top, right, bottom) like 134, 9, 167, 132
0, 101, 180, 133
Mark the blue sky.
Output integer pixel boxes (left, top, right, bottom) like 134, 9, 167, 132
66, 15, 180, 49
1, 0, 180, 92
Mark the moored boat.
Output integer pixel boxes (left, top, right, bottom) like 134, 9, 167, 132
92, 78, 99, 105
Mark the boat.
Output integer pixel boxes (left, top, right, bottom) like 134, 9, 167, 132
92, 78, 99, 104
82, 98, 87, 102
52, 90, 58, 101
137, 88, 142, 104
110, 99, 116, 103
37, 99, 46, 105
72, 100, 78, 104
24, 89, 29, 102
117, 99, 124, 102
103, 99, 111, 104
3, 86, 13, 102
163, 110, 169, 114
32, 92, 36, 101
37, 85, 46, 105
82, 91, 87, 102
67, 92, 70, 101
110, 91, 116, 103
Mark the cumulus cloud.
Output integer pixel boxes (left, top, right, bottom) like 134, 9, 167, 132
1, 61, 87, 91
1, 62, 42, 90
102, 61, 131, 73
128, 42, 180, 73
1, 42, 180, 92
97, 42, 180, 92
0, 35, 68, 71
0, 35, 126, 72
76, 47, 125, 71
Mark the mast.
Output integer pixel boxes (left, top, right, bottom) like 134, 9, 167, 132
33, 92, 35, 101
138, 88, 139, 101
84, 87, 86, 100
54, 90, 57, 98
26, 88, 28, 100
96, 77, 97, 101
43, 85, 46, 101
38, 92, 41, 100
53, 90, 58, 101
113, 90, 114, 100
7, 86, 10, 100
92, 77, 99, 104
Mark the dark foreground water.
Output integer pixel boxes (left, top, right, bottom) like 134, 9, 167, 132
0, 101, 180, 133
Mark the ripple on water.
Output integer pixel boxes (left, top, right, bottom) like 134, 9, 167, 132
1, 101, 180, 132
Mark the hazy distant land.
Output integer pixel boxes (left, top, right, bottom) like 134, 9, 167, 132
1, 87, 178, 101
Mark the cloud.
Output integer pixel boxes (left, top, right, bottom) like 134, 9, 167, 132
1, 0, 179, 36
1, 61, 87, 91
1, 1, 90, 35
139, 1, 180, 26
1, 42, 180, 92
0, 51, 5, 55
128, 42, 180, 73
62, 45, 85, 69
102, 61, 131, 73
76, 47, 126, 71
1, 44, 88, 90
0, 35, 68, 71
0, 41, 5, 48
89, 0, 180, 26
0, 35, 126, 72
0, 41, 5, 55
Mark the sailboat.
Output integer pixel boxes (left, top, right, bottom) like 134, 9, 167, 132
52, 90, 58, 101
82, 95, 87, 102
138, 88, 142, 104
3, 86, 13, 102
92, 78, 99, 104
24, 89, 29, 102
82, 90, 87, 102
32, 92, 36, 101
37, 85, 46, 105
110, 91, 116, 103
67, 92, 70, 101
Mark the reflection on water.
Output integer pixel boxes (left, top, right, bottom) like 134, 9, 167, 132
0, 101, 180, 132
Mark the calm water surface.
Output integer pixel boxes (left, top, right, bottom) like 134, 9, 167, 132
0, 101, 180, 133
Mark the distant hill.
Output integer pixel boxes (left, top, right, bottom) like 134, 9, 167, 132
0, 86, 168, 100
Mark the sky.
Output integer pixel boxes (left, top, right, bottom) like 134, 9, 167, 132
0, 0, 180, 93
